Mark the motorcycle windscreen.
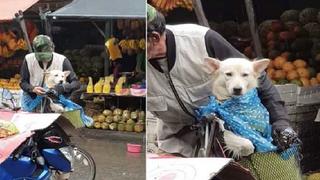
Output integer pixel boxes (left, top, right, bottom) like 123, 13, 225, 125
42, 149, 71, 172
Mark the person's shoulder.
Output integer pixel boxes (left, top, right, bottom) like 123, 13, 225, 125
53, 52, 67, 59
25, 53, 35, 59
166, 24, 209, 36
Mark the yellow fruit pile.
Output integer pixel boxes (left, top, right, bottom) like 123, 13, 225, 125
0, 32, 28, 58
0, 74, 21, 90
90, 108, 145, 133
267, 55, 320, 87
150, 0, 193, 13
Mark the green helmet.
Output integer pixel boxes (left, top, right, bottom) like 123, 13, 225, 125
147, 4, 157, 23
32, 35, 54, 62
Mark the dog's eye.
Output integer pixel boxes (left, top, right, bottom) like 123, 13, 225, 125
54, 75, 58, 77
225, 72, 232, 77
242, 73, 249, 77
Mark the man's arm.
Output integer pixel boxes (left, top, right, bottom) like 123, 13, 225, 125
257, 72, 290, 131
204, 29, 245, 59
19, 59, 34, 94
62, 58, 80, 93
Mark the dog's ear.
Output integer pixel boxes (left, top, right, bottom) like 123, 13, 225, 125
253, 59, 270, 74
64, 71, 71, 78
204, 57, 220, 73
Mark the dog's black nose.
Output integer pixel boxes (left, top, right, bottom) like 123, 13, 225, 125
59, 80, 63, 84
233, 87, 242, 95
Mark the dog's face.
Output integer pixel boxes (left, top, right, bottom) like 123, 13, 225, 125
204, 57, 270, 99
46, 70, 70, 88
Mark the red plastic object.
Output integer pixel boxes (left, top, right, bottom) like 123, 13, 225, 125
127, 143, 142, 153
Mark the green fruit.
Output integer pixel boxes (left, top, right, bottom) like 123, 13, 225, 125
97, 114, 105, 123
101, 122, 109, 130
125, 123, 134, 132
94, 122, 101, 129
277, 79, 289, 85
102, 109, 112, 116
105, 116, 113, 123
109, 123, 118, 130
113, 115, 122, 123
290, 79, 303, 86
134, 123, 144, 133
117, 123, 125, 131
127, 119, 135, 125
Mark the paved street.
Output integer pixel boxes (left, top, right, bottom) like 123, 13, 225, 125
61, 120, 146, 180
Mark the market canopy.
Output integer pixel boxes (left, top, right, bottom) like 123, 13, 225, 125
48, 0, 146, 19
0, 0, 39, 21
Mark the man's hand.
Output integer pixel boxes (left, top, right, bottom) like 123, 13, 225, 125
272, 127, 302, 151
32, 87, 46, 95
54, 84, 65, 95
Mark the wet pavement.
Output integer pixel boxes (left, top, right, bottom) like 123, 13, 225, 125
61, 121, 145, 180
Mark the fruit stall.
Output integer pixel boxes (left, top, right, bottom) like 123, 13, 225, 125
149, 0, 320, 173
46, 0, 146, 134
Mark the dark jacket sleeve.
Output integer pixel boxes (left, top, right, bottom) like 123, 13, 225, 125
204, 29, 290, 131
20, 59, 35, 94
204, 29, 245, 59
62, 58, 80, 93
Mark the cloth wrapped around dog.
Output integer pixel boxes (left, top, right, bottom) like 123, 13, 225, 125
196, 88, 277, 153
21, 93, 93, 127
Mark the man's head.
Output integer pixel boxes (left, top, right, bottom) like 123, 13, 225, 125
33, 35, 54, 62
147, 4, 167, 60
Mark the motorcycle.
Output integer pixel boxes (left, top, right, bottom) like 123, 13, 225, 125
0, 89, 96, 180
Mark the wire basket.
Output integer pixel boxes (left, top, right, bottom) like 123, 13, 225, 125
240, 152, 302, 180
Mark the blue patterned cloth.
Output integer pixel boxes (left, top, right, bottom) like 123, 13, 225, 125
21, 92, 93, 127
196, 89, 277, 153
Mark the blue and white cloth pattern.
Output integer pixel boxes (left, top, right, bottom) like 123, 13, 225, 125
196, 88, 277, 153
21, 92, 93, 127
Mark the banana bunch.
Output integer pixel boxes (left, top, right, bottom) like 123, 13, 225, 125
150, 0, 193, 13
139, 39, 146, 50
128, 39, 140, 50
119, 39, 129, 50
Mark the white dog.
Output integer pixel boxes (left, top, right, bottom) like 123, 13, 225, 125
45, 70, 70, 113
204, 57, 270, 158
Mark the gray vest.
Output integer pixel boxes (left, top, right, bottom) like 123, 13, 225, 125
25, 52, 65, 87
147, 24, 215, 157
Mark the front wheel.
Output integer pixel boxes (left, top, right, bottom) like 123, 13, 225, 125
70, 146, 96, 180
51, 146, 96, 180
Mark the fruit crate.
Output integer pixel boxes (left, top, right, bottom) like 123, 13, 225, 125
275, 84, 320, 106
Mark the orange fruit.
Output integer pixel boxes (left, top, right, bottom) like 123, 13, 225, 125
300, 78, 310, 87
273, 56, 287, 69
282, 62, 296, 72
286, 71, 299, 81
273, 70, 286, 80
280, 52, 290, 60
317, 73, 320, 82
296, 68, 310, 79
293, 59, 307, 68
267, 68, 275, 79
268, 60, 274, 69
310, 78, 319, 86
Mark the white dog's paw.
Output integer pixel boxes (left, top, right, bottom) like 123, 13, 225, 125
50, 102, 65, 113
223, 130, 254, 158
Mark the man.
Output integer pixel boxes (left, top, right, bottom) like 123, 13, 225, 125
20, 35, 80, 112
147, 4, 299, 157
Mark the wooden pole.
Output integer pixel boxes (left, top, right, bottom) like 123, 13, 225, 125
244, 0, 263, 58
192, 0, 209, 27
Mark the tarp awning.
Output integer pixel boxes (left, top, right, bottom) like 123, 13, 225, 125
0, 0, 39, 21
48, 0, 146, 19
